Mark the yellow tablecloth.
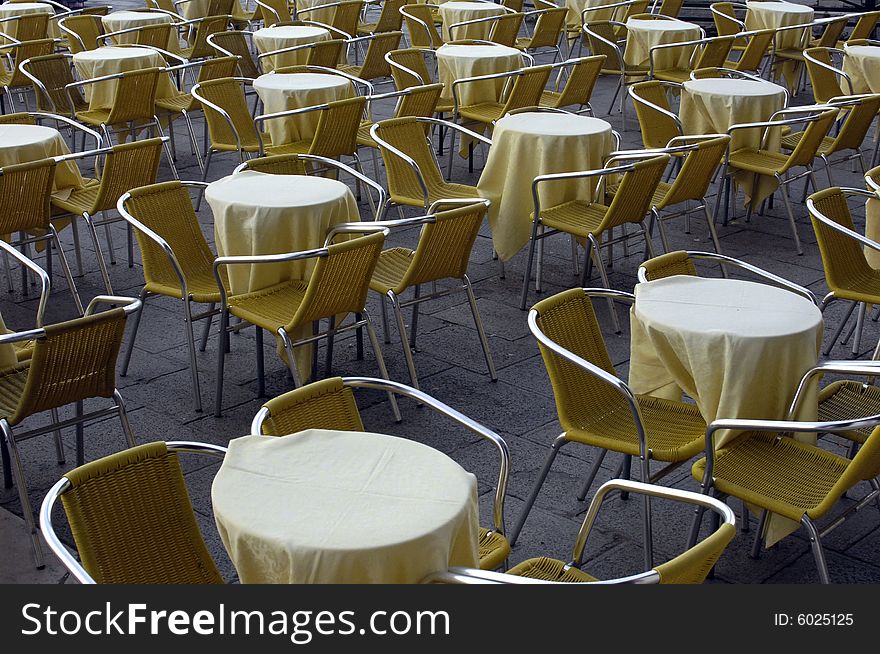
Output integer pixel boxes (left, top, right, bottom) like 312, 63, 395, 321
436, 42, 521, 106
212, 429, 481, 583
295, 0, 336, 24
0, 124, 84, 197
0, 2, 59, 39
253, 72, 353, 145
439, 1, 506, 41
72, 46, 177, 111
623, 18, 701, 70
253, 24, 331, 73
477, 111, 613, 261
206, 170, 359, 376
100, 10, 180, 51
745, 0, 813, 89
680, 77, 786, 207
843, 44, 880, 94
629, 275, 822, 545
568, 0, 619, 28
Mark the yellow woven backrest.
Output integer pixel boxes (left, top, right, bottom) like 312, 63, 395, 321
809, 186, 875, 294
585, 21, 621, 71
125, 181, 219, 293
817, 16, 848, 47
599, 154, 670, 231
639, 250, 698, 280
136, 22, 174, 49
660, 135, 729, 207
106, 67, 161, 125
630, 80, 678, 148
198, 76, 261, 150
288, 230, 385, 328
373, 0, 406, 32
60, 14, 102, 53
694, 35, 735, 69
60, 441, 223, 584
196, 54, 239, 85
189, 15, 229, 59
711, 2, 739, 37
828, 94, 880, 153
0, 157, 53, 234
375, 116, 444, 198
92, 138, 164, 213
306, 38, 344, 67
734, 28, 773, 72
211, 31, 260, 77
488, 12, 523, 47
804, 47, 844, 103
240, 152, 309, 174
14, 13, 49, 40
533, 289, 631, 434
256, 0, 291, 24
784, 108, 837, 169
24, 53, 84, 113
308, 95, 367, 156
657, 0, 683, 18
528, 7, 567, 48
260, 377, 364, 434
388, 47, 433, 88
554, 54, 604, 107
655, 523, 736, 583
395, 82, 442, 117
399, 202, 486, 288
0, 111, 34, 124
402, 4, 442, 49
850, 11, 880, 42
331, 0, 364, 36
620, 0, 648, 22
502, 0, 523, 11
11, 309, 128, 422
8, 38, 54, 88
209, 0, 235, 15
502, 64, 551, 111
358, 30, 402, 79
149, 0, 180, 15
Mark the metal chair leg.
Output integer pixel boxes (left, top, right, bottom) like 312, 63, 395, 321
463, 275, 496, 382
2, 420, 43, 568
389, 291, 419, 389
255, 326, 265, 397
114, 389, 137, 449
823, 300, 855, 355
576, 448, 607, 501
509, 434, 568, 546
802, 515, 831, 584
49, 227, 84, 315
199, 303, 214, 352
853, 302, 867, 356
364, 311, 402, 422
82, 213, 114, 295
750, 508, 769, 558
778, 176, 803, 255
590, 235, 621, 333
182, 297, 203, 412
214, 308, 229, 417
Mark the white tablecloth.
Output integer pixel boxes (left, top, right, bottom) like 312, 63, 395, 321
439, 1, 506, 41
100, 10, 179, 51
624, 18, 701, 69
72, 45, 177, 110
843, 44, 880, 94
567, 0, 619, 28
477, 112, 613, 261
253, 72, 353, 145
0, 2, 57, 38
253, 24, 331, 73
212, 429, 481, 583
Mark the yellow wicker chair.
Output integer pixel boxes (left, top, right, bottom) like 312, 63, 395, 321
250, 375, 511, 570
176, 14, 230, 61
841, 11, 880, 47
0, 294, 142, 568
653, 0, 683, 18
400, 3, 443, 50
804, 47, 852, 103
437, 480, 735, 584
628, 79, 682, 148
715, 106, 838, 254
582, 20, 648, 125
257, 37, 346, 71
0, 12, 49, 41
339, 30, 402, 81
99, 21, 176, 53
57, 13, 103, 53
509, 288, 707, 569
449, 11, 524, 47
518, 154, 670, 327
386, 47, 453, 115
212, 226, 401, 419
357, 0, 405, 36
0, 37, 55, 112
40, 440, 227, 584
710, 1, 746, 51
539, 54, 604, 114
649, 34, 736, 84
773, 16, 849, 89
207, 29, 261, 78
724, 28, 773, 74
20, 52, 89, 115
253, 0, 293, 25
117, 180, 227, 413
515, 6, 566, 61
807, 185, 880, 358
368, 200, 496, 389
297, 0, 364, 39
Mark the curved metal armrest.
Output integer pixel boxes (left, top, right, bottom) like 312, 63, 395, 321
806, 188, 880, 253
133, 44, 188, 64
289, 64, 373, 94
532, 162, 633, 189
207, 30, 253, 58
788, 360, 880, 420
369, 122, 430, 204
30, 111, 102, 147
191, 79, 255, 154
427, 197, 490, 213
604, 144, 695, 166
627, 86, 683, 129
322, 222, 389, 245
417, 115, 492, 145
84, 295, 143, 317
0, 240, 49, 326
298, 18, 353, 40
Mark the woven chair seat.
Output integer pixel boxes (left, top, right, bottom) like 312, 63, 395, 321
606, 180, 671, 209
478, 527, 510, 570
566, 393, 706, 461
50, 178, 102, 215
435, 98, 454, 114
357, 120, 377, 148
338, 63, 365, 78
75, 108, 114, 127
390, 179, 480, 207
653, 69, 693, 84
601, 64, 649, 77
538, 89, 563, 108
827, 267, 880, 304
12, 340, 34, 362
774, 47, 805, 61
507, 556, 597, 582
227, 280, 309, 332
0, 70, 12, 87
145, 267, 227, 304
691, 431, 850, 522
818, 380, 880, 445
155, 92, 197, 113
458, 102, 505, 124
369, 246, 414, 295
265, 138, 311, 156
726, 148, 790, 175
536, 200, 609, 237
0, 362, 29, 419
357, 21, 379, 34
781, 132, 835, 156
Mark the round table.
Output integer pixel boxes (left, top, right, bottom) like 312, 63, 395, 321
439, 1, 507, 41
0, 123, 83, 195
254, 72, 354, 145
253, 24, 331, 73
745, 0, 814, 48
477, 112, 614, 262
212, 429, 481, 583
73, 46, 177, 110
843, 44, 880, 94
0, 2, 57, 38
566, 0, 620, 28
436, 43, 521, 106
100, 10, 178, 51
624, 18, 702, 69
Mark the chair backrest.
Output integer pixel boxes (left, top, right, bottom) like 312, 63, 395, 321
357, 30, 402, 79
0, 157, 54, 235
849, 11, 880, 43
553, 54, 605, 108
827, 94, 880, 154
630, 80, 680, 148
733, 28, 773, 72
501, 64, 552, 112
394, 81, 442, 118
287, 230, 386, 328
693, 35, 735, 70
330, 0, 364, 36
136, 22, 174, 49
92, 138, 165, 213
58, 14, 103, 53
21, 53, 85, 113
372, 0, 406, 32
106, 67, 162, 125
527, 7, 566, 48
308, 94, 367, 156
639, 250, 698, 280
259, 376, 365, 434
487, 11, 523, 47
195, 76, 262, 151
816, 15, 849, 48
208, 0, 236, 15
783, 108, 838, 169
122, 180, 220, 293
13, 12, 49, 40
599, 154, 670, 231
306, 37, 344, 67
6, 38, 55, 88
0, 111, 35, 124
659, 135, 730, 207
656, 0, 683, 18
711, 2, 741, 38
502, 0, 523, 11
10, 308, 128, 423
584, 21, 624, 72
209, 31, 260, 77
373, 115, 444, 196
255, 0, 292, 24
804, 47, 847, 102
818, 424, 880, 517
401, 4, 443, 49
57, 441, 223, 584
387, 47, 433, 89
188, 15, 229, 59
238, 152, 310, 174
194, 53, 240, 86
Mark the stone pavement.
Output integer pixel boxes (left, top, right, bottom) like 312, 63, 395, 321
4, 0, 880, 584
